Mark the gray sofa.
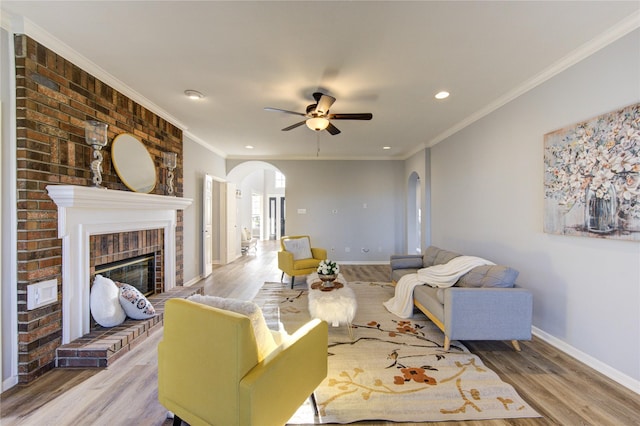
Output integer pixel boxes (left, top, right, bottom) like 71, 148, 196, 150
390, 246, 532, 351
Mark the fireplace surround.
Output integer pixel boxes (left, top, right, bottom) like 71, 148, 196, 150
47, 185, 192, 344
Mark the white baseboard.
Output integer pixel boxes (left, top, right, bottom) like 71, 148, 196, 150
183, 276, 203, 287
532, 326, 640, 395
2, 375, 18, 392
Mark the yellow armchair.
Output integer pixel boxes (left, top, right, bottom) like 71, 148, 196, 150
278, 235, 328, 288
158, 298, 328, 426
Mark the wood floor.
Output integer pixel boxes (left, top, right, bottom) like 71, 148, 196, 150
2, 240, 639, 425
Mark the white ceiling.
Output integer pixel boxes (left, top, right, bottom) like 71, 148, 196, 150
2, 1, 639, 160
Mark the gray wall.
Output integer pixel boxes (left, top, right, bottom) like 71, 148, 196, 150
263, 160, 406, 263
183, 136, 226, 284
430, 29, 640, 384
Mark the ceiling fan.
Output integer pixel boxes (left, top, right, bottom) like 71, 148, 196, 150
264, 92, 373, 135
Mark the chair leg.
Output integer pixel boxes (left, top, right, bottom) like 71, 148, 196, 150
172, 415, 183, 426
290, 275, 295, 289
443, 335, 450, 351
280, 271, 285, 282
310, 392, 319, 416
511, 340, 522, 351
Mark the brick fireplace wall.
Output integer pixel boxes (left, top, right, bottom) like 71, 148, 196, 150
15, 34, 185, 383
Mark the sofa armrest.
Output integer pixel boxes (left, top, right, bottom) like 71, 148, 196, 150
390, 255, 424, 270
239, 319, 328, 425
443, 288, 532, 341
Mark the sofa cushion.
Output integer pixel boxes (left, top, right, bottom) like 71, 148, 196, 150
457, 265, 519, 288
423, 246, 461, 268
188, 294, 277, 362
413, 286, 445, 324
284, 237, 312, 260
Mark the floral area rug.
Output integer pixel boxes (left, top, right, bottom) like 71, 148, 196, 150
254, 281, 540, 424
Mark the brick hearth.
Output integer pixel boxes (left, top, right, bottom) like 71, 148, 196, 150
56, 284, 202, 368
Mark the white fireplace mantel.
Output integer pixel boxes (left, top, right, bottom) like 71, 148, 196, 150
47, 185, 192, 344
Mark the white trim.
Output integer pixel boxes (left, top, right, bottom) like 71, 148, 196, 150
185, 130, 227, 158
532, 326, 640, 395
0, 22, 19, 392
47, 185, 192, 343
183, 275, 203, 287
426, 10, 640, 149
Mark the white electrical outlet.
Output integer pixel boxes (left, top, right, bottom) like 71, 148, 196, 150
27, 279, 58, 310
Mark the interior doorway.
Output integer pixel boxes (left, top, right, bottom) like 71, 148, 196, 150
280, 197, 286, 237
269, 197, 276, 240
407, 172, 421, 254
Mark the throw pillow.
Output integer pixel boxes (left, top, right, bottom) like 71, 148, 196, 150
283, 237, 312, 260
90, 274, 126, 327
187, 294, 277, 361
118, 283, 156, 319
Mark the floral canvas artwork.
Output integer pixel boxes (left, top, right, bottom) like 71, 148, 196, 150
544, 103, 640, 240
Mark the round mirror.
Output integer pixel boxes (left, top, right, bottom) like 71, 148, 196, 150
111, 133, 157, 193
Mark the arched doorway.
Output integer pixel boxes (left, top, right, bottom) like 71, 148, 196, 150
227, 161, 286, 242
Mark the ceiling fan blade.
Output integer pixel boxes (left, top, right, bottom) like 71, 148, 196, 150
315, 93, 336, 115
281, 121, 306, 131
326, 122, 341, 135
329, 113, 373, 120
264, 107, 306, 117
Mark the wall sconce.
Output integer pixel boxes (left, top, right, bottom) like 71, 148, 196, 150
84, 120, 109, 188
235, 189, 242, 198
162, 151, 177, 195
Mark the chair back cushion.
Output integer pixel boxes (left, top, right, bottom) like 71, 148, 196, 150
283, 236, 313, 260
188, 295, 277, 361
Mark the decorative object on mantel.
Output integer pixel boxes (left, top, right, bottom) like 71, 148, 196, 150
162, 151, 177, 196
544, 103, 640, 240
112, 133, 157, 193
84, 120, 109, 188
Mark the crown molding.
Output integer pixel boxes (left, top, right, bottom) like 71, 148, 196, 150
426, 10, 640, 149
184, 131, 228, 159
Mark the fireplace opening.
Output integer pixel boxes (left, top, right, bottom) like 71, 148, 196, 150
95, 254, 156, 296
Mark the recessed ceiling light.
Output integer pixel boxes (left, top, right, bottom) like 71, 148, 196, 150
245, 145, 254, 149
184, 90, 205, 100
435, 91, 450, 100
383, 146, 391, 150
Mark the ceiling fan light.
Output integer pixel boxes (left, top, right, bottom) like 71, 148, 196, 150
306, 117, 329, 131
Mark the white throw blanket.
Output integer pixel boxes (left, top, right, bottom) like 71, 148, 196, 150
383, 255, 495, 318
